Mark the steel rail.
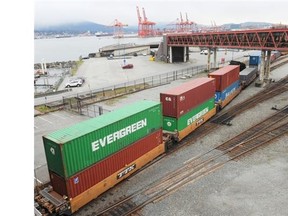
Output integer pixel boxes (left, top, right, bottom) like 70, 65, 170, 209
97, 107, 288, 216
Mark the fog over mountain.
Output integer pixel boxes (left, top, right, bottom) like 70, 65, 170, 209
34, 21, 274, 35
35, 21, 138, 34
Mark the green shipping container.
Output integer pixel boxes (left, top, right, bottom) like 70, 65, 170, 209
43, 100, 162, 178
163, 98, 215, 132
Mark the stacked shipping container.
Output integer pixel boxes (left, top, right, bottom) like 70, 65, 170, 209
160, 78, 215, 118
208, 65, 239, 92
43, 100, 165, 213
160, 78, 216, 141
43, 100, 162, 178
49, 129, 163, 198
239, 67, 258, 87
208, 65, 241, 108
163, 98, 215, 132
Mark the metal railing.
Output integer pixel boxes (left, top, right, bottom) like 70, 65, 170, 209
62, 64, 209, 117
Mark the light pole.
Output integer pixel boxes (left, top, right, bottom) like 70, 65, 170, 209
123, 44, 126, 65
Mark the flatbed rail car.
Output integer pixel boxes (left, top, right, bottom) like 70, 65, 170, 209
34, 186, 70, 215
35, 65, 255, 216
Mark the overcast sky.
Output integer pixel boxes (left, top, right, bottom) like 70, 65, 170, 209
34, 0, 288, 27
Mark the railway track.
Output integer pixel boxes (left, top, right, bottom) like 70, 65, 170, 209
177, 74, 288, 145
270, 56, 288, 71
79, 69, 288, 216
96, 106, 288, 216
213, 74, 288, 123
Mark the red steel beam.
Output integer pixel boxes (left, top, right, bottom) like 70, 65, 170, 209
166, 28, 288, 51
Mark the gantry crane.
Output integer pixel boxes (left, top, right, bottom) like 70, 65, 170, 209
209, 20, 224, 32
136, 6, 156, 37
176, 12, 196, 32
112, 19, 128, 38
176, 12, 184, 32
185, 13, 197, 32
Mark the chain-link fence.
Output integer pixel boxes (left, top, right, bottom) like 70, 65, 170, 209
63, 64, 209, 117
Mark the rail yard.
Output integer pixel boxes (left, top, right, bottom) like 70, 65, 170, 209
73, 68, 288, 216
34, 18, 288, 215
34, 47, 288, 215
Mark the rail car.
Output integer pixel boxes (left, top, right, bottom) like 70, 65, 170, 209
208, 65, 242, 110
35, 64, 250, 216
239, 67, 258, 88
160, 77, 216, 142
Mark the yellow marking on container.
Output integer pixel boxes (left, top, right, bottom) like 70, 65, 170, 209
178, 107, 216, 141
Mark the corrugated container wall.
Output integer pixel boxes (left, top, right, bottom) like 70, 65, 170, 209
214, 81, 240, 103
249, 55, 261, 66
160, 78, 215, 118
50, 129, 163, 198
208, 65, 240, 91
239, 67, 258, 82
43, 100, 162, 178
163, 98, 215, 132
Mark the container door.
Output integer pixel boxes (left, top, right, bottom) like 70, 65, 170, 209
43, 137, 64, 177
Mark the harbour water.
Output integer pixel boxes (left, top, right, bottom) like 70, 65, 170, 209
34, 35, 162, 63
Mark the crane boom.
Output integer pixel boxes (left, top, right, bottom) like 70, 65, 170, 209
142, 7, 147, 22
136, 6, 142, 23
180, 12, 183, 23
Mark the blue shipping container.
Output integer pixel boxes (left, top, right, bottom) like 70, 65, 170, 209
249, 55, 261, 66
215, 80, 240, 103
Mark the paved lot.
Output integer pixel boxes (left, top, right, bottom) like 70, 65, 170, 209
34, 50, 249, 106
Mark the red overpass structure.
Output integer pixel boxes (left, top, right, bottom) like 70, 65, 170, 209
161, 28, 288, 85
166, 28, 288, 51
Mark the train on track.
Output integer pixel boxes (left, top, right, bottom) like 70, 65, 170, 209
34, 53, 281, 216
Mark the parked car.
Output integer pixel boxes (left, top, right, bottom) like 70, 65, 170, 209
76, 77, 85, 83
122, 64, 134, 69
65, 78, 84, 88
200, 50, 213, 55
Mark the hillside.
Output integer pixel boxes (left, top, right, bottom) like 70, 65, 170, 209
35, 21, 137, 34
34, 21, 275, 36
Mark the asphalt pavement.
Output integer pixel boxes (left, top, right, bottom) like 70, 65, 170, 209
34, 50, 250, 106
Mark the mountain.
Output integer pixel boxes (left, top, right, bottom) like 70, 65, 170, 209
35, 21, 137, 34
34, 21, 275, 36
221, 22, 273, 30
